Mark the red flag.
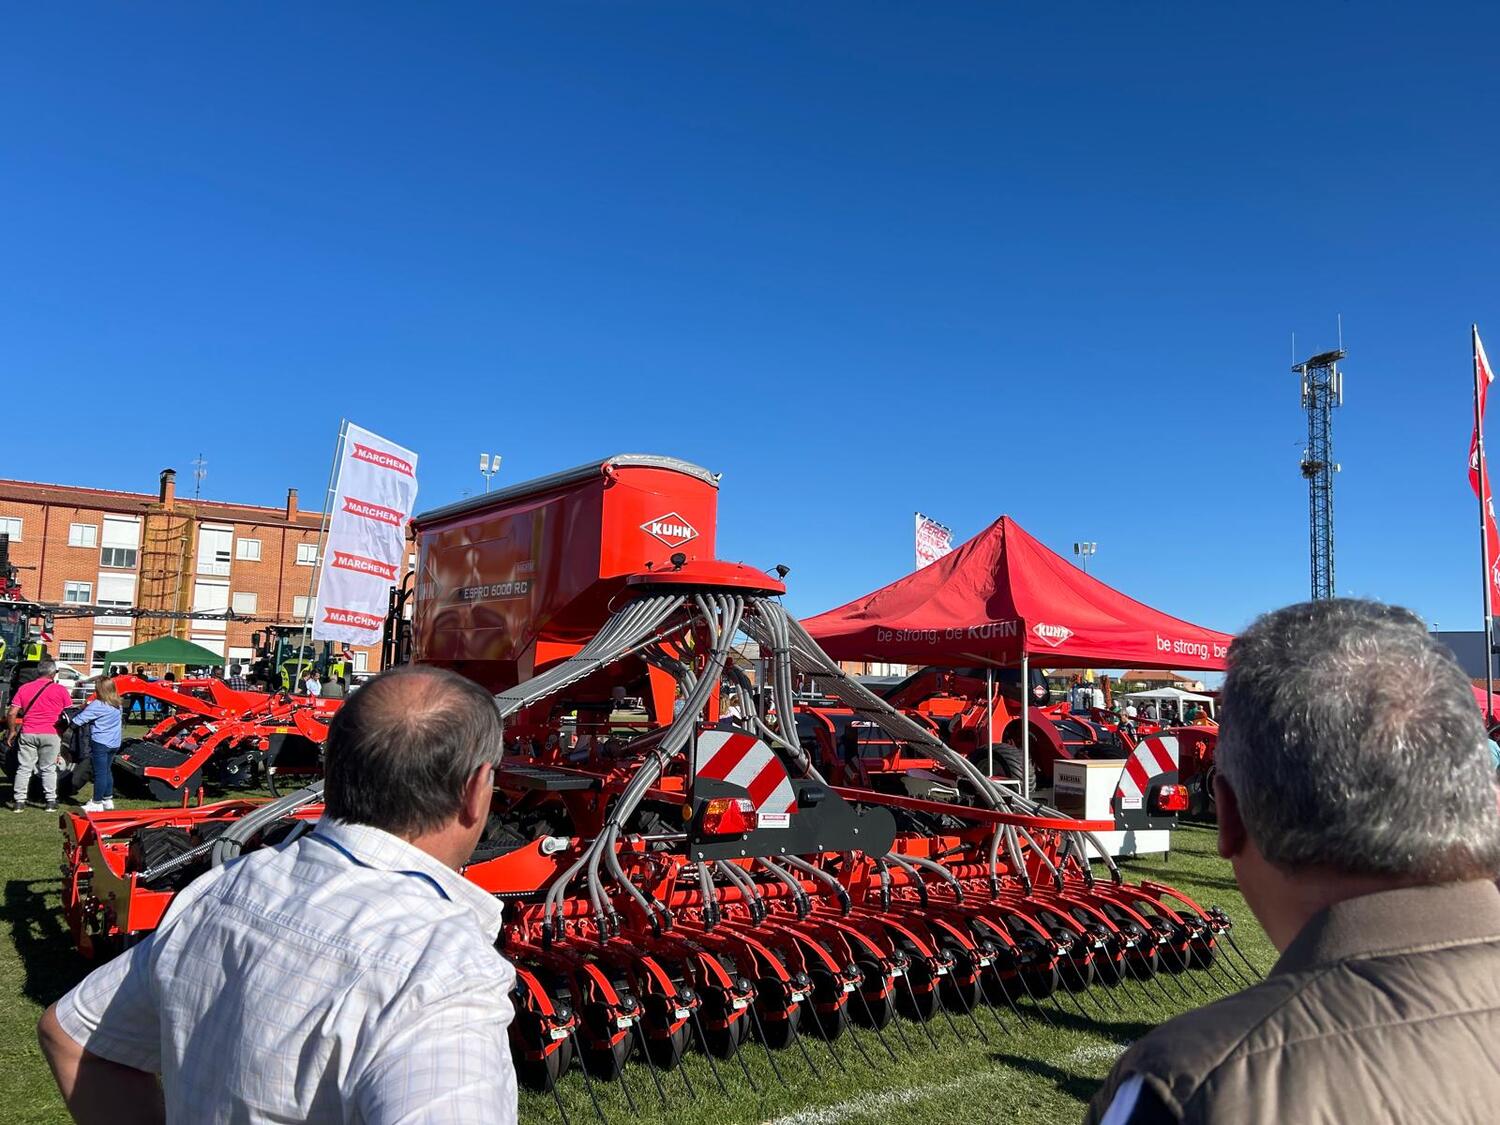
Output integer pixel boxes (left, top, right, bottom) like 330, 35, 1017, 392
1471, 328, 1500, 610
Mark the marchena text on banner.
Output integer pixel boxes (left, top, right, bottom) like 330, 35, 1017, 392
330, 550, 400, 583
312, 422, 420, 646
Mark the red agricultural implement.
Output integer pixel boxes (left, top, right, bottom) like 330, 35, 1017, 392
880, 667, 1155, 786
867, 668, 1197, 850
108, 675, 339, 801
59, 455, 1258, 1118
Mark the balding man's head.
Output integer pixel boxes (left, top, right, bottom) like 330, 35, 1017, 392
323, 665, 504, 837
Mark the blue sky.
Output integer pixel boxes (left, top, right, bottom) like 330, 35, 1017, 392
5, 3, 1498, 633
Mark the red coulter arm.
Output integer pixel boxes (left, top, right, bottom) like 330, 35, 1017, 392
111, 674, 227, 719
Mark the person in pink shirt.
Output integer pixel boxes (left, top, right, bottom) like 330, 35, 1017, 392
7, 659, 73, 812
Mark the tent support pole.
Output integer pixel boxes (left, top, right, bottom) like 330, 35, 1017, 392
1021, 652, 1031, 799
986, 668, 994, 778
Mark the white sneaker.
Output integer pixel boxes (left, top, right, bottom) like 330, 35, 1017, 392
102, 798, 114, 810
82, 800, 105, 813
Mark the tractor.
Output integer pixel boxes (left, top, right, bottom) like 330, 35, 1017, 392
247, 625, 340, 692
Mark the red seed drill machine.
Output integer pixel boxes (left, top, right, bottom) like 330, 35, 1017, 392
60, 455, 1255, 1117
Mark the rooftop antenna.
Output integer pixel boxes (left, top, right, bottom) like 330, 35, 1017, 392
192, 452, 208, 500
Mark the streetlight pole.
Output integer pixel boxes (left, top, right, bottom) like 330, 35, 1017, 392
1073, 541, 1097, 573
479, 452, 502, 493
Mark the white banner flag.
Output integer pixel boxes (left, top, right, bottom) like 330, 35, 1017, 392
312, 423, 420, 645
914, 511, 953, 570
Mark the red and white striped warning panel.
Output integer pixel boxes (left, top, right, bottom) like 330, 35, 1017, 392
1114, 734, 1179, 807
696, 731, 797, 818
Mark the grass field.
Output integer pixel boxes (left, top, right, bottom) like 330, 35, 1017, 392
0, 776, 1274, 1125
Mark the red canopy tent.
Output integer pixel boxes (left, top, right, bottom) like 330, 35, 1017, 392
804, 515, 1234, 671
803, 516, 1234, 795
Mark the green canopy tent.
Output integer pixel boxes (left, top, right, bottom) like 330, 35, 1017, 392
97, 635, 226, 671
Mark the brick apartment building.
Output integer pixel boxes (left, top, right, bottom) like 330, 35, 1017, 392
0, 469, 385, 676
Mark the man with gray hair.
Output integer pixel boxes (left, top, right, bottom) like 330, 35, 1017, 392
37, 665, 517, 1124
1086, 599, 1500, 1125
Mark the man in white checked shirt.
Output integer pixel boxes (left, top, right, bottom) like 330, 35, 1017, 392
38, 665, 518, 1124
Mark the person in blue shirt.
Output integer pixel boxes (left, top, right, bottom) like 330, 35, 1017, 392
73, 678, 123, 813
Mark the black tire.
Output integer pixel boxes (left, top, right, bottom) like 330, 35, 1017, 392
639, 1013, 689, 1071
58, 755, 93, 801
512, 1016, 573, 1092
894, 962, 940, 1022
753, 976, 805, 1045
577, 1007, 632, 1080
1059, 953, 1095, 993
1188, 939, 1217, 971
939, 948, 983, 1013
803, 970, 848, 1041
129, 826, 192, 867
1093, 953, 1125, 987
130, 827, 198, 888
1192, 765, 1218, 821
850, 960, 893, 1030
190, 820, 233, 847
972, 742, 1037, 791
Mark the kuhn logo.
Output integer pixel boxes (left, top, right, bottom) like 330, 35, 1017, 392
342, 496, 404, 527
322, 606, 384, 630
641, 512, 699, 549
331, 551, 399, 582
1032, 622, 1073, 647
351, 443, 414, 477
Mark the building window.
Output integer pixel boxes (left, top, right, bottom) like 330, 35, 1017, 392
0, 516, 21, 542
90, 633, 131, 675
58, 641, 87, 666
231, 591, 258, 615
192, 580, 229, 632
353, 651, 368, 672
68, 523, 98, 548
296, 543, 319, 566
63, 581, 93, 604
101, 516, 141, 569
237, 538, 262, 561
197, 525, 233, 577
96, 572, 136, 627
292, 595, 312, 619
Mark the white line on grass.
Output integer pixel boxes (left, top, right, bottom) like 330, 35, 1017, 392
763, 1074, 976, 1125
763, 1041, 1129, 1125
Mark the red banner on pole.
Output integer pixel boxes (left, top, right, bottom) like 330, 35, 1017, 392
1472, 329, 1500, 611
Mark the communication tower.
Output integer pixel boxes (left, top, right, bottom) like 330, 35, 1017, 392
1294, 348, 1345, 600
